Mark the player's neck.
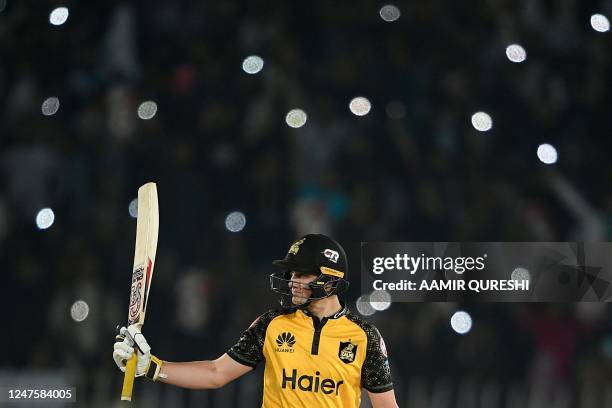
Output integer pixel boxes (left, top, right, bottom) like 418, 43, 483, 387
306, 296, 342, 320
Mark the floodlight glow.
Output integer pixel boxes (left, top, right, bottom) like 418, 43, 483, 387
36, 208, 55, 230
369, 290, 391, 311
511, 267, 531, 282
537, 143, 558, 164
137, 101, 158, 120
285, 109, 307, 128
242, 56, 264, 74
49, 7, 69, 26
71, 300, 90, 322
380, 5, 400, 22
450, 310, 472, 334
349, 97, 371, 116
356, 295, 376, 316
42, 97, 60, 116
505, 44, 527, 63
471, 111, 493, 132
225, 211, 246, 232
591, 14, 610, 32
129, 198, 138, 218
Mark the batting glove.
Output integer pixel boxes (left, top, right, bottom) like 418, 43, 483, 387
113, 325, 163, 381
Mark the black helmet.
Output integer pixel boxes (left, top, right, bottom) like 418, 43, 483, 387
270, 234, 349, 307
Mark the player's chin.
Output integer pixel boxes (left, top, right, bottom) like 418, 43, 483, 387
291, 295, 308, 305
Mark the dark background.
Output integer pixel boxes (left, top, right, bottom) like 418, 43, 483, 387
1, 0, 612, 406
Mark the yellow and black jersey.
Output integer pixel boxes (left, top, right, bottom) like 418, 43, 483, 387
227, 304, 393, 408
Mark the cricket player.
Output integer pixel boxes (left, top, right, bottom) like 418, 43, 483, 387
113, 234, 398, 407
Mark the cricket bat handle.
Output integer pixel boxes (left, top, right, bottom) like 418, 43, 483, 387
121, 353, 137, 401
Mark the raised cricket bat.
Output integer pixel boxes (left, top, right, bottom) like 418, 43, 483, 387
121, 182, 159, 401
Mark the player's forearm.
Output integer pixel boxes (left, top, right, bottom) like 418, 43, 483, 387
369, 389, 399, 408
158, 360, 224, 389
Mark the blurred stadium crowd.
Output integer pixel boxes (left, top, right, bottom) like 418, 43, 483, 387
2, 0, 612, 406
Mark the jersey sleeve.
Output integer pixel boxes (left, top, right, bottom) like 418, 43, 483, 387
361, 325, 393, 393
227, 310, 278, 368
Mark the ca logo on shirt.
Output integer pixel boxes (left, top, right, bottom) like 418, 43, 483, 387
276, 332, 296, 353
338, 341, 357, 363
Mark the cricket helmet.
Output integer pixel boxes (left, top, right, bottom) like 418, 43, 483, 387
270, 234, 349, 307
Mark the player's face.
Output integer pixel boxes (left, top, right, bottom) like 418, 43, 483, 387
289, 271, 316, 305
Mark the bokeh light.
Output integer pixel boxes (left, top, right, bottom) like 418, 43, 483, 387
505, 44, 527, 63
450, 310, 473, 334
511, 267, 531, 282
590, 14, 610, 32
369, 290, 391, 311
36, 208, 55, 230
128, 198, 138, 218
349, 97, 371, 116
41, 97, 60, 116
49, 7, 69, 26
537, 143, 558, 164
471, 111, 493, 132
379, 5, 400, 22
356, 295, 376, 316
242, 56, 264, 74
137, 101, 158, 120
225, 211, 246, 232
285, 109, 307, 128
70, 300, 89, 322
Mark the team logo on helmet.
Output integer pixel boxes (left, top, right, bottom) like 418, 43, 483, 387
288, 238, 306, 255
338, 341, 357, 363
322, 249, 339, 263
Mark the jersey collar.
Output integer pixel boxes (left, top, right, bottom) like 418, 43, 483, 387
298, 301, 348, 320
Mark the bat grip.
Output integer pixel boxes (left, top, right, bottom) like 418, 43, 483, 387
121, 353, 138, 401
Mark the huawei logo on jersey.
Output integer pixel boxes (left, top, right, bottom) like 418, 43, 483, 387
275, 332, 296, 353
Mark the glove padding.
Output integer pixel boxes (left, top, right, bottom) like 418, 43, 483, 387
113, 325, 163, 380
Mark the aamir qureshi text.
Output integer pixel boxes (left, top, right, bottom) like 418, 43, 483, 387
373, 278, 530, 293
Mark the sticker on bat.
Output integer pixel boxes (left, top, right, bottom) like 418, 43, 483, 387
128, 282, 142, 324
132, 264, 144, 283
